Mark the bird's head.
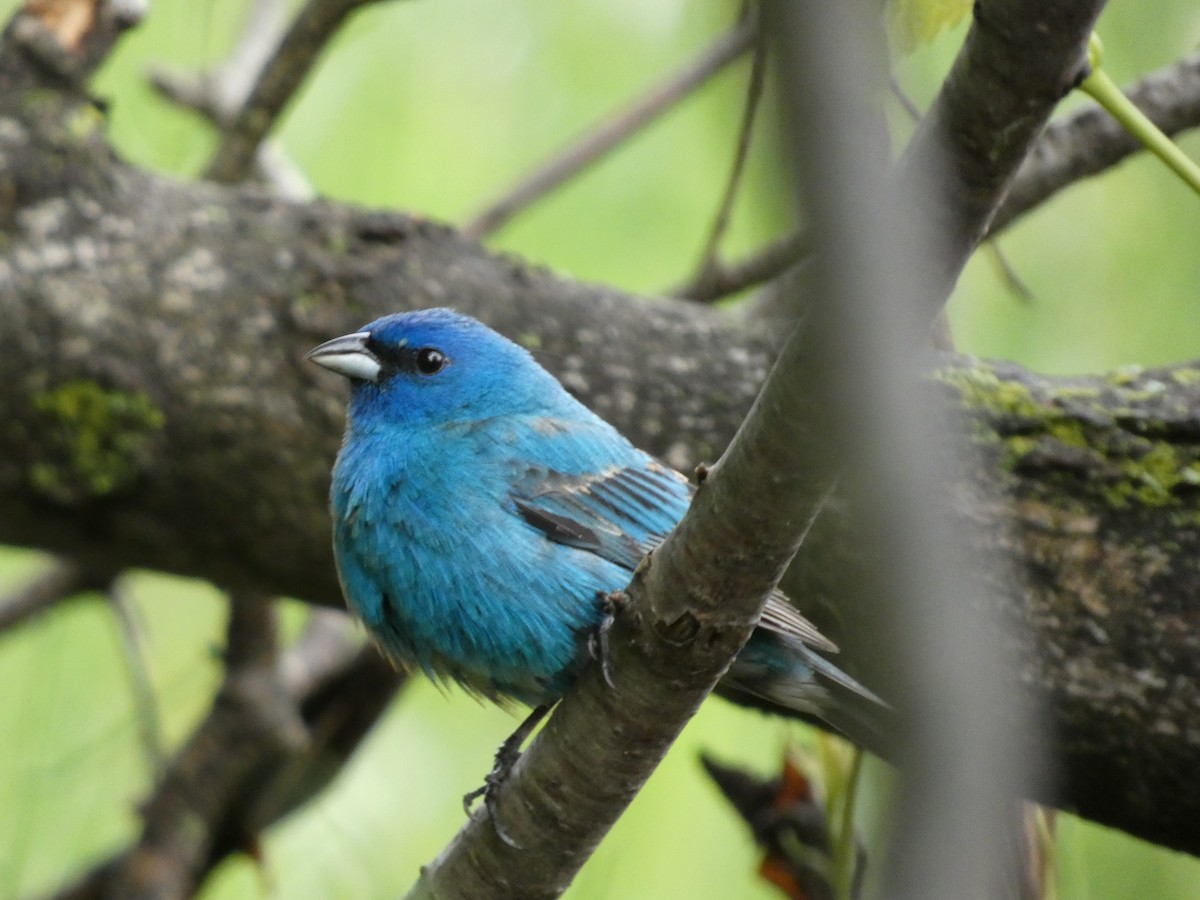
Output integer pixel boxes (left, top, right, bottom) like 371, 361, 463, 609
307, 308, 572, 429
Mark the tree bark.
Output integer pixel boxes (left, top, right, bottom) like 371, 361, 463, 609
0, 0, 1197, 861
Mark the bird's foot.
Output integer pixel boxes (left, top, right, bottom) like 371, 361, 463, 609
589, 590, 623, 690
463, 768, 521, 848
463, 703, 553, 848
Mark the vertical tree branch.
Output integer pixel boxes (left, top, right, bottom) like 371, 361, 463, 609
40, 611, 404, 900
108, 593, 307, 900
898, 0, 1103, 303
680, 27, 770, 302
769, 0, 1103, 895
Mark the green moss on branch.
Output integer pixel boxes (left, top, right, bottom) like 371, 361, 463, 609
29, 380, 164, 504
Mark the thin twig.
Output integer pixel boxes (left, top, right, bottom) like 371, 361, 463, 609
204, 0, 391, 184
107, 577, 167, 784
680, 27, 769, 303
677, 51, 883, 305
463, 18, 758, 239
993, 49, 1200, 234
685, 50, 1200, 307
889, 77, 923, 123
984, 242, 1035, 303
833, 746, 864, 900
149, 0, 289, 122
678, 229, 808, 303
148, 0, 313, 197
0, 558, 90, 633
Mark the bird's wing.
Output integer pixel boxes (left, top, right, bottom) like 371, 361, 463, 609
509, 457, 837, 653
758, 595, 838, 653
510, 459, 687, 571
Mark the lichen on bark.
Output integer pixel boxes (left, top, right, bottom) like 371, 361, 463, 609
26, 379, 164, 504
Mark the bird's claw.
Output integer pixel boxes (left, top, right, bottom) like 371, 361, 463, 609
463, 744, 525, 849
462, 703, 553, 849
463, 766, 523, 849
590, 591, 621, 690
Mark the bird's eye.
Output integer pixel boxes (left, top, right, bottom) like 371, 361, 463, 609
415, 347, 448, 375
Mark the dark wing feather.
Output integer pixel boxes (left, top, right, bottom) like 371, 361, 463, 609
512, 499, 603, 552
510, 460, 687, 571
760, 593, 838, 653
512, 459, 838, 654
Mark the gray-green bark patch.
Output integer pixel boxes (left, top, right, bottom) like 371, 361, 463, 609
935, 364, 1200, 510
29, 380, 164, 504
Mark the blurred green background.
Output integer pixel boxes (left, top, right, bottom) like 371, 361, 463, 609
3, 0, 1200, 897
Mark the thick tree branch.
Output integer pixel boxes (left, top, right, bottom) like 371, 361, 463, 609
897, 0, 1102, 305
791, 360, 1200, 859
0, 0, 1197, 864
411, 8, 874, 889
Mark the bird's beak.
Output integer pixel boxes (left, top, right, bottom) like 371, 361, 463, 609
305, 331, 381, 383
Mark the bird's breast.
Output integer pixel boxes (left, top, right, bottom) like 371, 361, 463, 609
330, 437, 613, 704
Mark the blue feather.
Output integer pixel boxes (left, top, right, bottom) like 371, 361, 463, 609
311, 308, 880, 718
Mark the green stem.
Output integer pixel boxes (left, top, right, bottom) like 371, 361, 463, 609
833, 746, 864, 900
1080, 42, 1200, 197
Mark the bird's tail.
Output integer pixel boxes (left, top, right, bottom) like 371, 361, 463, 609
718, 632, 894, 756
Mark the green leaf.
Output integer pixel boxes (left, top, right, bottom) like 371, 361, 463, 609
886, 0, 971, 55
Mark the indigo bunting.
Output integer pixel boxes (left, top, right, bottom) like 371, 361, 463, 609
308, 309, 878, 756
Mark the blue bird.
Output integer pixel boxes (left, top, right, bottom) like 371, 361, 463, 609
307, 308, 880, 795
